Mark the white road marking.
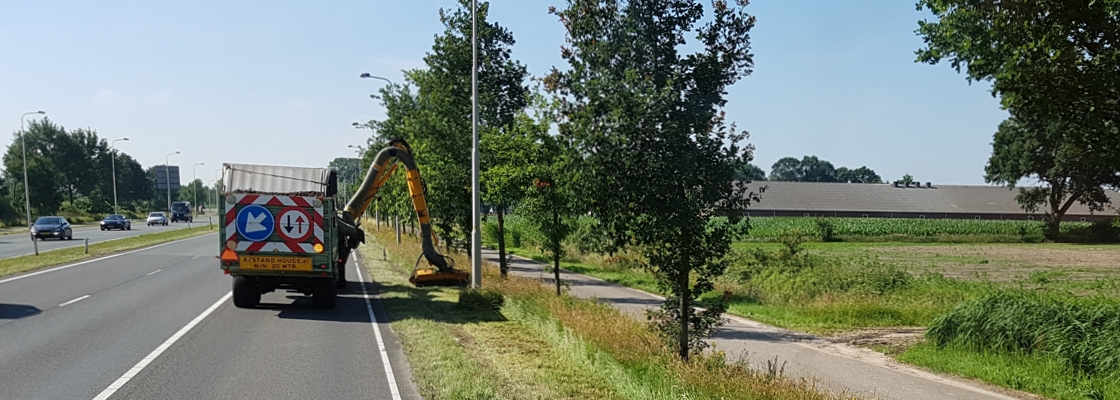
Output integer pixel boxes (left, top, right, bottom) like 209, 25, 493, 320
146, 270, 163, 276
354, 255, 402, 400
0, 233, 214, 286
59, 295, 90, 307
92, 291, 232, 400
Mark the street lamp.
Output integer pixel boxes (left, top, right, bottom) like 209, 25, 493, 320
193, 162, 204, 214
20, 111, 45, 234
470, 0, 481, 287
110, 138, 129, 215
165, 151, 180, 213
359, 73, 394, 86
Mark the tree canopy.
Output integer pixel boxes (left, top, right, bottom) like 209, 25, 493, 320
768, 155, 881, 183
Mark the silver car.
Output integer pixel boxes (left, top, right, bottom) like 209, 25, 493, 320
146, 212, 169, 226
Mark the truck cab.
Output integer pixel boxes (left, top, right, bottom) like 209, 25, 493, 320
171, 201, 193, 223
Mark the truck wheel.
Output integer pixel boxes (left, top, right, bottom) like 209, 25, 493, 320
312, 279, 337, 309
232, 276, 260, 308
335, 265, 348, 289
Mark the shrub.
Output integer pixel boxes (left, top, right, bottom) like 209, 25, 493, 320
927, 291, 1120, 376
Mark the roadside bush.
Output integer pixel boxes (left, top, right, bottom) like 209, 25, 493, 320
927, 291, 1120, 376
815, 218, 836, 242
726, 242, 912, 302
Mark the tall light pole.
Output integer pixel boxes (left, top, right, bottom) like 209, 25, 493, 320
470, 0, 482, 288
110, 138, 129, 214
165, 151, 180, 213
20, 111, 45, 233
192, 162, 205, 213
214, 169, 222, 212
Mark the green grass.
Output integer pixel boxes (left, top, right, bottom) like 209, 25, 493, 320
0, 226, 216, 278
370, 228, 850, 400
899, 342, 1120, 400
743, 216, 1088, 240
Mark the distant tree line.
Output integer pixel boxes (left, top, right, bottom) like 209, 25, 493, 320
735, 156, 883, 183
1, 118, 215, 225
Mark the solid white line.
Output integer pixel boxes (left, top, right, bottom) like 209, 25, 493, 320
59, 295, 90, 307
0, 233, 215, 286
146, 270, 162, 276
354, 255, 402, 400
91, 291, 232, 400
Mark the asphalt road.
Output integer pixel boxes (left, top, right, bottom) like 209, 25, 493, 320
0, 234, 419, 400
486, 248, 1027, 400
0, 219, 204, 260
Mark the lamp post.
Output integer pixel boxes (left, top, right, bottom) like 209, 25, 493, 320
165, 151, 180, 213
214, 169, 222, 212
193, 162, 204, 214
110, 138, 129, 214
470, 0, 481, 287
20, 110, 45, 253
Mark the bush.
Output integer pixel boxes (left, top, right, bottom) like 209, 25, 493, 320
927, 291, 1120, 376
815, 218, 836, 242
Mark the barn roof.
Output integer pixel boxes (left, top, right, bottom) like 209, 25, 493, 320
743, 181, 1120, 216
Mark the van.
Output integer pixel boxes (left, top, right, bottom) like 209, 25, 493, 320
171, 201, 193, 223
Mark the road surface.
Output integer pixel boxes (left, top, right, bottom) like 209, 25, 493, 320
485, 248, 1028, 400
0, 220, 202, 260
0, 234, 419, 400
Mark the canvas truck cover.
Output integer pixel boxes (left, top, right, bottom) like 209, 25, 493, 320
222, 163, 332, 196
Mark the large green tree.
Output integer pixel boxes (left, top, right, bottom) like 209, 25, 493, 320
367, 0, 529, 248
517, 133, 577, 296
5, 118, 68, 217
916, 0, 1120, 238
546, 0, 759, 359
985, 117, 1118, 238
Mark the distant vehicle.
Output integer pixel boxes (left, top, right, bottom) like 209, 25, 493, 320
147, 212, 169, 226
171, 201, 192, 223
31, 216, 73, 240
100, 214, 132, 231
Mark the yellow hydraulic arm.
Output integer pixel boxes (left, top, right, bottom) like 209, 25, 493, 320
342, 139, 466, 285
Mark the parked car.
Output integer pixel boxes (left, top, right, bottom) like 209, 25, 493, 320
31, 216, 73, 240
147, 212, 169, 226
100, 214, 132, 231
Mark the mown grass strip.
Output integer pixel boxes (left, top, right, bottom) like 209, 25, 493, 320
370, 227, 851, 400
0, 226, 215, 278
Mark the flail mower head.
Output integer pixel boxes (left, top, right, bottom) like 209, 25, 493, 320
408, 254, 470, 287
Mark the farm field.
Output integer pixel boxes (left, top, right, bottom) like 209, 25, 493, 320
740, 216, 1099, 242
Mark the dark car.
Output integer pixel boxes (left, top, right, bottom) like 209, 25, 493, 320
171, 201, 192, 223
31, 216, 73, 240
100, 214, 131, 231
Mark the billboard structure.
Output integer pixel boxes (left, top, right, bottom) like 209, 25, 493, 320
153, 165, 181, 191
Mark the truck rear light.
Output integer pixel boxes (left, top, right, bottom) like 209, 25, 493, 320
313, 243, 324, 253
226, 240, 237, 250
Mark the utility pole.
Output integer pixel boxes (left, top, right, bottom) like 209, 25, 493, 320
110, 138, 129, 214
193, 162, 205, 214
20, 110, 45, 256
470, 0, 482, 288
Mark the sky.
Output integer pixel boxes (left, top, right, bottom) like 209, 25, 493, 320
0, 0, 1008, 187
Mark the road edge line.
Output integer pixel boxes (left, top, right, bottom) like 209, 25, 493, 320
354, 254, 403, 400
0, 232, 215, 285
91, 291, 232, 400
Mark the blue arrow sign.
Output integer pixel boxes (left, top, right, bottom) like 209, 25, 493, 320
236, 204, 274, 242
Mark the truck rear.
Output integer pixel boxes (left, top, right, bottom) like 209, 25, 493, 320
217, 163, 345, 309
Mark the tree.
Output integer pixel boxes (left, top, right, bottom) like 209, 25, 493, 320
768, 157, 803, 181
915, 0, 1120, 131
368, 0, 529, 248
894, 173, 915, 185
733, 163, 767, 181
179, 179, 209, 207
768, 156, 836, 182
4, 118, 67, 217
836, 166, 882, 183
986, 117, 1118, 239
517, 135, 576, 295
546, 0, 758, 360
481, 88, 552, 275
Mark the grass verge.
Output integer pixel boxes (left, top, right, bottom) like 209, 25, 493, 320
366, 228, 852, 400
0, 226, 215, 278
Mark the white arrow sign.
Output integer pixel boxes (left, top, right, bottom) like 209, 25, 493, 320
245, 212, 268, 233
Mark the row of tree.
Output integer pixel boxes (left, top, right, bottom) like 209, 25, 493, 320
357, 0, 757, 360
1, 118, 217, 224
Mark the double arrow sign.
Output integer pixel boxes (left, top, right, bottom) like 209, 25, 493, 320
283, 214, 306, 234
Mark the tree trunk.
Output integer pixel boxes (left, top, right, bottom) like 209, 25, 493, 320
678, 270, 690, 360
498, 207, 508, 276
554, 209, 561, 296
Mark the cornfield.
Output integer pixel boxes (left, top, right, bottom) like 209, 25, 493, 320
745, 217, 1092, 239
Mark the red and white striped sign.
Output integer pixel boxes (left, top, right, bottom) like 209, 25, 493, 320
225, 194, 324, 254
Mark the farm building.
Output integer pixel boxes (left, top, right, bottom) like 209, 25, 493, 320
743, 181, 1120, 222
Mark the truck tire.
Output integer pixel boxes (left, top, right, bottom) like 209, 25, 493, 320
232, 276, 260, 308
312, 279, 337, 309
335, 265, 348, 289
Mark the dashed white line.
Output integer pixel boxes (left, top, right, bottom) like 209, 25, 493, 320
146, 270, 163, 276
91, 291, 232, 400
354, 254, 402, 400
59, 295, 90, 307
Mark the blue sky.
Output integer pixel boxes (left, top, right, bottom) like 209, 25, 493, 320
0, 0, 1007, 186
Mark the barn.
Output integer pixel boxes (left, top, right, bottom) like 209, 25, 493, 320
742, 181, 1120, 222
